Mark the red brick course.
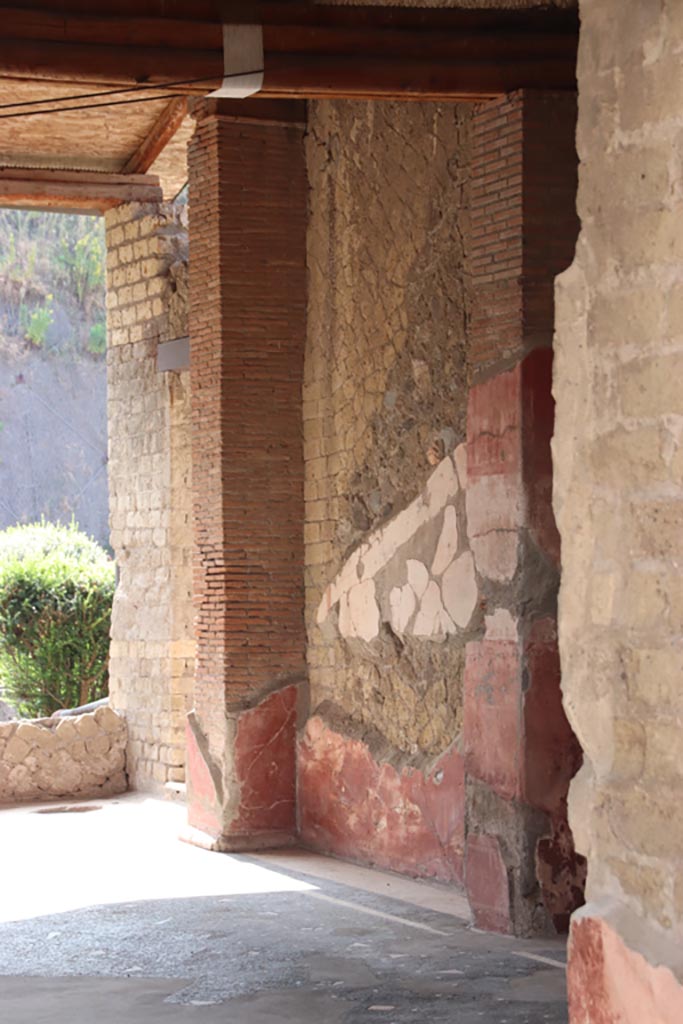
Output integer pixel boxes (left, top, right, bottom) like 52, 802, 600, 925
187, 101, 307, 840
469, 90, 578, 376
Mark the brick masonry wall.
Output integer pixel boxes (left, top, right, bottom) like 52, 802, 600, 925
554, 2, 683, 1018
464, 90, 583, 936
185, 102, 306, 842
105, 201, 194, 792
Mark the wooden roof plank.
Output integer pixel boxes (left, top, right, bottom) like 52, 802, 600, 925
0, 167, 163, 212
123, 96, 188, 174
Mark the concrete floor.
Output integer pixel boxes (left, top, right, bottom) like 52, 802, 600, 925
0, 794, 569, 1023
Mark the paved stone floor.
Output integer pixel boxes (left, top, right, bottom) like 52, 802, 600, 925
0, 795, 568, 1023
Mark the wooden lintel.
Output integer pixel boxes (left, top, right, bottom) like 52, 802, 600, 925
0, 6, 578, 100
191, 97, 307, 126
0, 168, 163, 213
123, 96, 188, 174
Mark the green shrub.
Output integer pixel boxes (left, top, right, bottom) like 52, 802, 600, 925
87, 318, 106, 355
20, 295, 53, 347
0, 522, 115, 718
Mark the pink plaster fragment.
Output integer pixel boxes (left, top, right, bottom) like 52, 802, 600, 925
463, 638, 523, 801
298, 718, 465, 884
568, 915, 683, 1024
232, 684, 298, 834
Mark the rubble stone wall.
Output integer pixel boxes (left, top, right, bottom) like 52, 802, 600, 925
554, 1, 683, 1016
0, 706, 127, 804
300, 99, 473, 881
105, 202, 194, 791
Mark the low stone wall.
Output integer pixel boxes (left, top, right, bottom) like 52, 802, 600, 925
0, 705, 127, 804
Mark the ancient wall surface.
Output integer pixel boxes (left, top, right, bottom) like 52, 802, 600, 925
184, 103, 307, 847
0, 705, 126, 803
106, 202, 194, 792
555, 2, 683, 1018
300, 99, 473, 882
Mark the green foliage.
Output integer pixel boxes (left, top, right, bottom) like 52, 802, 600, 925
55, 221, 104, 310
87, 317, 107, 355
0, 209, 106, 357
20, 294, 53, 347
0, 521, 115, 718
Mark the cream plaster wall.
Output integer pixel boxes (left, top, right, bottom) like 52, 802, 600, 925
554, 0, 683, 979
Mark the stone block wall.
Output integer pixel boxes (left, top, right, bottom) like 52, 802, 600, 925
554, 2, 683, 1018
300, 100, 472, 883
106, 201, 194, 791
0, 706, 127, 803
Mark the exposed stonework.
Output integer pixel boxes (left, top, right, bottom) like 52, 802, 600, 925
304, 99, 471, 758
554, 0, 683, 1011
105, 201, 194, 792
0, 705, 127, 803
300, 99, 472, 880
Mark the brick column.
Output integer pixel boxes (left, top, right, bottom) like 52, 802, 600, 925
185, 100, 307, 848
464, 91, 585, 935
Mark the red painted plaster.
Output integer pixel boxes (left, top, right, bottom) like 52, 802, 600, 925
521, 347, 561, 566
231, 684, 298, 834
464, 638, 523, 801
467, 363, 522, 482
568, 915, 683, 1024
298, 717, 465, 883
186, 717, 222, 838
523, 618, 582, 815
465, 833, 511, 933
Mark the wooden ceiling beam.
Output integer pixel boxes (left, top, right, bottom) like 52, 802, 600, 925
0, 167, 163, 212
0, 5, 578, 99
0, 40, 576, 100
0, 8, 576, 61
0, 2, 580, 34
123, 96, 188, 174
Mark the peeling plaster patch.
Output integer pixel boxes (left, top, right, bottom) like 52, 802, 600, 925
442, 551, 478, 629
484, 608, 519, 642
318, 452, 482, 644
470, 531, 519, 582
454, 442, 468, 490
317, 454, 460, 626
413, 580, 455, 638
407, 559, 430, 599
432, 505, 459, 576
340, 580, 381, 641
389, 584, 416, 634
425, 456, 459, 514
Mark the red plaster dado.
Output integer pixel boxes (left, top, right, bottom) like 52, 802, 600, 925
298, 717, 465, 883
186, 685, 298, 844
231, 684, 298, 835
464, 638, 523, 801
465, 833, 511, 933
523, 617, 582, 816
186, 716, 223, 838
568, 915, 683, 1024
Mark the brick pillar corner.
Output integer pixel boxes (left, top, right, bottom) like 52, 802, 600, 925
463, 90, 584, 936
185, 100, 307, 850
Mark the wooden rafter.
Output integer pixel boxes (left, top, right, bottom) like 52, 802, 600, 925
123, 96, 187, 174
0, 167, 163, 212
